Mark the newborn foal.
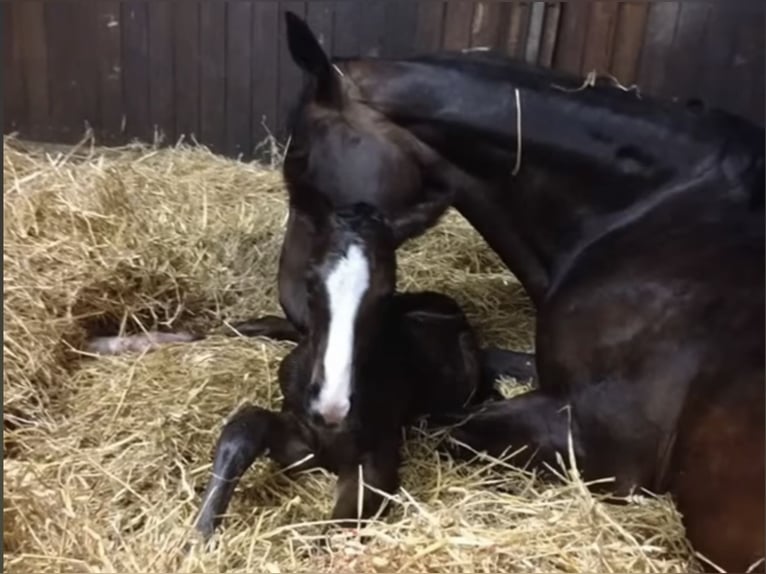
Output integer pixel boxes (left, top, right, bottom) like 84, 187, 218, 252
195, 203, 522, 539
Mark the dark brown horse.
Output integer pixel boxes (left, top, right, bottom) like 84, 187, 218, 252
250, 13, 765, 572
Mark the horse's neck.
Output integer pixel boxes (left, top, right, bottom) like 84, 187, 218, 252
350, 60, 745, 304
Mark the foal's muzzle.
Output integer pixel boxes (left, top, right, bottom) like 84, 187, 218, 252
307, 396, 350, 427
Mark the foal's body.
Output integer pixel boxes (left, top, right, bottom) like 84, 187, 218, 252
196, 206, 509, 538
266, 15, 765, 572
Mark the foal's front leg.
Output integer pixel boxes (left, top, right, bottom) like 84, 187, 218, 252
331, 436, 403, 526
194, 404, 316, 539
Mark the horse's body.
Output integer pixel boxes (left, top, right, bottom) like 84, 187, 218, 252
267, 14, 765, 572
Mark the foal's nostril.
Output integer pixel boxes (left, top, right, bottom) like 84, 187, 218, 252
309, 411, 326, 426
307, 381, 321, 400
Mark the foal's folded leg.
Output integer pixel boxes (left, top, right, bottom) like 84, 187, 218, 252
330, 437, 402, 527
194, 404, 313, 539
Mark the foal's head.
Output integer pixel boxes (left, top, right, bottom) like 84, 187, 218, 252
304, 203, 397, 427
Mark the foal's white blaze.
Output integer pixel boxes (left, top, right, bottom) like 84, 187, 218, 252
314, 244, 370, 424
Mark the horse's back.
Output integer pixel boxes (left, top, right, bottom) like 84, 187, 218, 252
540, 178, 764, 571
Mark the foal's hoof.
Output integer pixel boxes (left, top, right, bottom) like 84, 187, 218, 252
317, 520, 371, 549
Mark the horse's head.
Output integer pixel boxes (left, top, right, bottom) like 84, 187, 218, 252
283, 11, 458, 247
303, 202, 396, 427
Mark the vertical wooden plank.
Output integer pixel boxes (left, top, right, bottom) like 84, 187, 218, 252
79, 6, 101, 134
4, 3, 26, 133
42, 3, 65, 135
524, 1, 546, 64
174, 4, 200, 141
306, 0, 334, 55
552, 2, 589, 74
664, 3, 709, 102
94, 2, 123, 142
199, 0, 226, 151
278, 1, 306, 139
636, 2, 681, 97
538, 2, 561, 68
332, 1, 358, 58
15, 2, 49, 135
148, 3, 174, 143
470, 1, 509, 50
251, 2, 279, 148
225, 1, 252, 157
443, 0, 473, 51
356, 0, 386, 58
506, 2, 531, 59
46, 3, 98, 140
609, 2, 649, 85
415, 0, 445, 53
383, 0, 418, 58
580, 1, 618, 75
122, 1, 151, 141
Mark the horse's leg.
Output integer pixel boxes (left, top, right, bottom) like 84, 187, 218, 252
670, 380, 765, 573
276, 208, 314, 332
227, 315, 301, 342
194, 405, 316, 539
480, 346, 537, 384
330, 436, 402, 526
223, 210, 314, 343
439, 390, 577, 470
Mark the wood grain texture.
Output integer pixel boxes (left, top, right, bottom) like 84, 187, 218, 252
148, 2, 174, 143
225, 1, 253, 157
524, 1, 546, 64
538, 2, 561, 68
610, 1, 649, 86
94, 2, 123, 141
506, 2, 530, 59
4, 3, 26, 133
278, 1, 306, 138
637, 2, 681, 96
383, 0, 418, 58
443, 0, 473, 51
356, 0, 385, 58
122, 2, 151, 141
332, 0, 358, 58
470, 1, 508, 51
553, 1, 589, 75
581, 1, 617, 74
415, 0, 445, 53
174, 4, 200, 141
251, 1, 279, 148
199, 0, 226, 151
306, 0, 335, 55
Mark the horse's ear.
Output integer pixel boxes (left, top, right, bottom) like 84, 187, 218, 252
389, 189, 454, 247
284, 11, 343, 107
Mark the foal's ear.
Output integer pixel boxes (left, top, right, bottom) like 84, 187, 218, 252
285, 11, 343, 107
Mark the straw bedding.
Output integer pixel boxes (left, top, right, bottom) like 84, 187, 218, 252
3, 135, 697, 573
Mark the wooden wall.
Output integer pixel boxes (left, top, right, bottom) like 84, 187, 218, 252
3, 1, 764, 159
